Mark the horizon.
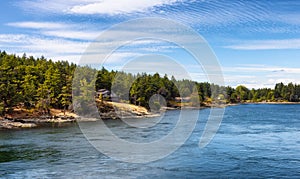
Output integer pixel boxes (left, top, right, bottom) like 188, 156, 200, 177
1, 0, 300, 88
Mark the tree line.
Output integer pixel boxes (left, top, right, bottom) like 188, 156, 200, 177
0, 51, 76, 115
1, 50, 300, 115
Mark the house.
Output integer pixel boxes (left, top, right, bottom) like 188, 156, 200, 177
96, 89, 110, 99
175, 97, 191, 103
96, 89, 120, 102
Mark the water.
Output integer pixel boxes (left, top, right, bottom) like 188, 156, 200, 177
1, 104, 300, 178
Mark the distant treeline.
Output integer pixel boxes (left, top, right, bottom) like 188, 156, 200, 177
93, 68, 300, 105
1, 50, 300, 115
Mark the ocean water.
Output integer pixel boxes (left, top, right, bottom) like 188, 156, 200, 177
0, 104, 299, 178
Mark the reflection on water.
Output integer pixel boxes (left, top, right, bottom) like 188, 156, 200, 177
0, 104, 300, 178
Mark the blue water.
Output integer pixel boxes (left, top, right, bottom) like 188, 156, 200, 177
1, 104, 300, 178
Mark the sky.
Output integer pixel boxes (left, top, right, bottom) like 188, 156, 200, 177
1, 0, 300, 88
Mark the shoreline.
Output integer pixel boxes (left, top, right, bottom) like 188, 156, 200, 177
243, 101, 300, 105
1, 101, 300, 129
0, 101, 157, 129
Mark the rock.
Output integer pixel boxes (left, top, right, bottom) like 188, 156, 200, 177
0, 115, 77, 129
18, 123, 37, 128
46, 118, 76, 123
0, 119, 37, 129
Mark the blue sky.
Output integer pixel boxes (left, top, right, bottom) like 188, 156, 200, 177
1, 0, 300, 88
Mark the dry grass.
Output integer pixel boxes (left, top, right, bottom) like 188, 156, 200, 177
107, 102, 149, 115
49, 109, 78, 117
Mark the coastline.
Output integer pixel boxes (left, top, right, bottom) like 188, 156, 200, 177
0, 102, 157, 129
1, 101, 300, 129
243, 101, 300, 105
0, 110, 78, 129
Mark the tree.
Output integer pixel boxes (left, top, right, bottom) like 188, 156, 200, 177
250, 89, 258, 102
43, 66, 62, 107
236, 85, 250, 101
0, 51, 76, 116
274, 82, 284, 99
58, 75, 72, 115
0, 55, 22, 113
36, 84, 51, 114
22, 72, 37, 108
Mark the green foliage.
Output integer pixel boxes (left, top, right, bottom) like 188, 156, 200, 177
0, 51, 76, 115
0, 53, 23, 113
72, 66, 97, 115
190, 92, 200, 107
236, 85, 250, 101
1, 50, 300, 116
0, 102, 5, 115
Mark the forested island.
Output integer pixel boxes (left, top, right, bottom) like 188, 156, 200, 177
1, 50, 300, 128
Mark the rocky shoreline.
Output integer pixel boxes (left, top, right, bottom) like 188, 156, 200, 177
0, 106, 220, 129
0, 115, 77, 129
0, 101, 158, 129
2, 101, 299, 129
0, 113, 161, 129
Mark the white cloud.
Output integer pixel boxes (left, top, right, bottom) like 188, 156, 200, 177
20, 0, 180, 15
220, 65, 300, 89
0, 34, 28, 43
69, 0, 179, 15
0, 33, 163, 64
267, 78, 300, 84
0, 33, 88, 62
6, 21, 102, 41
22, 38, 87, 54
225, 39, 300, 50
6, 21, 70, 29
223, 66, 300, 74
20, 0, 92, 14
0, 22, 186, 63
43, 30, 101, 40
179, 70, 287, 89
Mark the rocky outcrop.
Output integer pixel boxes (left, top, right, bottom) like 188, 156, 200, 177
0, 119, 37, 129
0, 116, 76, 129
0, 102, 155, 129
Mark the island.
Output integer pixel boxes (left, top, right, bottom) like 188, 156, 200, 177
1, 50, 300, 129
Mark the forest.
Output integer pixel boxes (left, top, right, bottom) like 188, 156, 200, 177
1, 50, 300, 116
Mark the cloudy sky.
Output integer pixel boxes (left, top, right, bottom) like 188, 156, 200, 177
1, 0, 300, 88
